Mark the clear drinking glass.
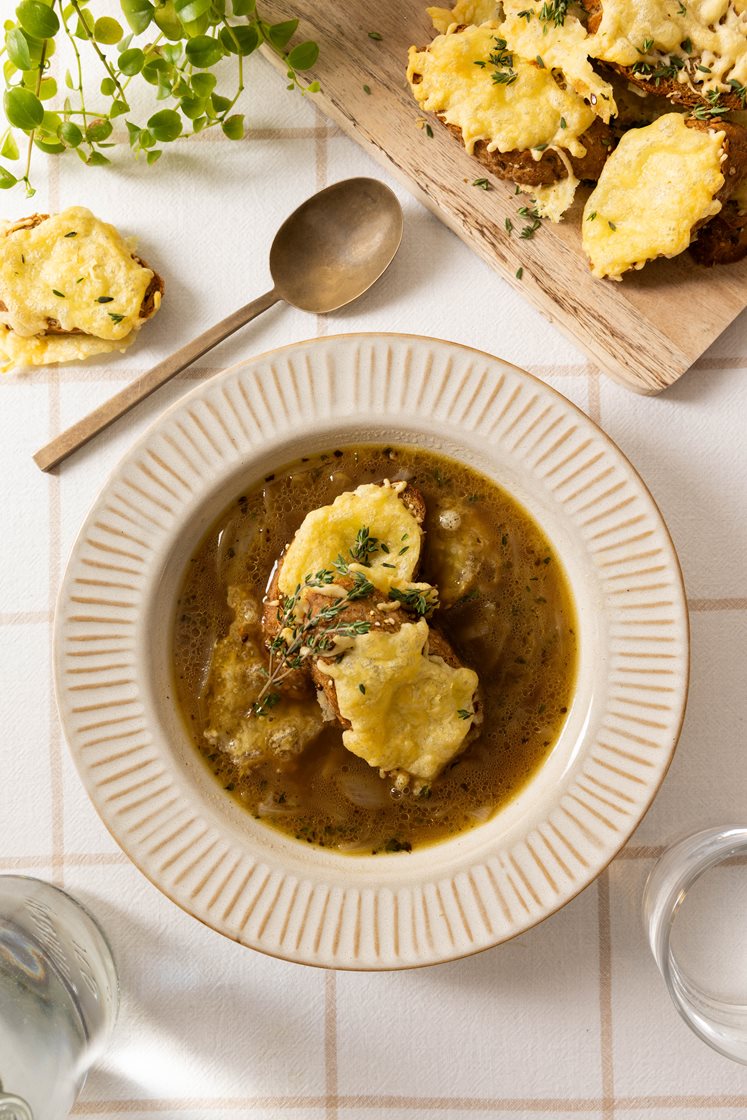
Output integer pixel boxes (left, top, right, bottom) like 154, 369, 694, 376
0, 875, 119, 1119
643, 826, 747, 1064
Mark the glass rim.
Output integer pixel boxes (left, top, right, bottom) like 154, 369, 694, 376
643, 824, 747, 1065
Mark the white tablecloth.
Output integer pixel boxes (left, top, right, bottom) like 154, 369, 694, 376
2, 48, 747, 1120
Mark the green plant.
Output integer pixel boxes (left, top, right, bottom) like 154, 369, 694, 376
1, 0, 320, 195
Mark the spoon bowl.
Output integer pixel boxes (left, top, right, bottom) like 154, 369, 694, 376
270, 178, 403, 313
34, 178, 404, 471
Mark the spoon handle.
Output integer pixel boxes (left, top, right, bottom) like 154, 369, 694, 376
33, 287, 280, 472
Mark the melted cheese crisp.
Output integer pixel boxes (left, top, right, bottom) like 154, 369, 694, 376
525, 167, 580, 222
407, 23, 596, 159
588, 0, 747, 99
503, 2, 617, 122
0, 206, 158, 371
278, 482, 422, 596
427, 0, 501, 32
319, 620, 479, 781
582, 114, 725, 278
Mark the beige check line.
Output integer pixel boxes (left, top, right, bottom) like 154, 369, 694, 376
67, 1092, 747, 1114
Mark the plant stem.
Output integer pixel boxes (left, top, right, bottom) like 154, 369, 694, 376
58, 0, 89, 135
68, 0, 127, 101
23, 39, 47, 192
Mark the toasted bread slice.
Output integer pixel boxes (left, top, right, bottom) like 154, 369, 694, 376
690, 201, 747, 265
582, 0, 747, 113
582, 113, 746, 277
407, 23, 616, 199
442, 115, 614, 187
0, 207, 163, 371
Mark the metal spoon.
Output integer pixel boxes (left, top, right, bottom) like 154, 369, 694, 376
34, 177, 403, 472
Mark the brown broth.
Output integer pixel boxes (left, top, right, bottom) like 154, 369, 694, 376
172, 444, 577, 854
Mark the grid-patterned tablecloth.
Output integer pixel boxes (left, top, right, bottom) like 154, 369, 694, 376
2, 48, 747, 1120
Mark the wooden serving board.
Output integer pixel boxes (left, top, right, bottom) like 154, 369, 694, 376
260, 1, 747, 394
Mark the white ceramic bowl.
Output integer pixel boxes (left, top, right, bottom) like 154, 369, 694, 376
55, 334, 689, 969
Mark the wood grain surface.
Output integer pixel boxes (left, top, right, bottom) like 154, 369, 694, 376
260, 1, 747, 394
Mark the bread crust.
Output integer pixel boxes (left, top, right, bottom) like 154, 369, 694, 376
686, 118, 747, 264
443, 115, 614, 186
0, 212, 164, 334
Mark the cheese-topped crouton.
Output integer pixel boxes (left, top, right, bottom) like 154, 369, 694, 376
277, 481, 424, 597
0, 207, 163, 372
317, 619, 479, 783
582, 113, 726, 278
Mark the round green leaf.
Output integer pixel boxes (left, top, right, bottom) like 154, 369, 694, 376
146, 148, 162, 164
4, 86, 44, 129
93, 17, 123, 44
6, 28, 32, 71
179, 95, 205, 119
118, 47, 144, 74
0, 166, 19, 188
221, 112, 244, 139
86, 150, 111, 166
190, 71, 215, 96
58, 120, 82, 147
142, 57, 170, 84
287, 40, 318, 71
185, 34, 222, 66
147, 107, 182, 141
100, 76, 116, 95
16, 0, 60, 40
35, 136, 65, 154
138, 127, 155, 148
86, 118, 113, 142
267, 19, 298, 50
74, 9, 94, 39
219, 23, 257, 54
175, 0, 211, 23
232, 0, 255, 14
110, 99, 129, 118
210, 91, 231, 113
153, 1, 184, 40
1, 131, 20, 160
121, 0, 154, 34
38, 75, 56, 100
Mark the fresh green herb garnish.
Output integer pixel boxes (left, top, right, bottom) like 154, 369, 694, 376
389, 585, 439, 617
350, 526, 380, 566
425, 123, 434, 137
608, 220, 617, 230
516, 266, 524, 279
358, 683, 366, 694
254, 569, 375, 716
96, 296, 114, 304
538, 0, 570, 27
64, 230, 77, 238
368, 30, 383, 40
457, 709, 472, 720
52, 289, 65, 298
363, 84, 372, 95
108, 312, 125, 324
489, 36, 518, 85
473, 177, 491, 189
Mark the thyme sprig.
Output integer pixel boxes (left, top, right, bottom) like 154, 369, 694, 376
0, 0, 321, 196
253, 569, 373, 716
389, 585, 439, 617
488, 37, 518, 86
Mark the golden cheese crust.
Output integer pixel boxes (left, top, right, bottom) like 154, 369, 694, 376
582, 0, 747, 112
0, 212, 164, 335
